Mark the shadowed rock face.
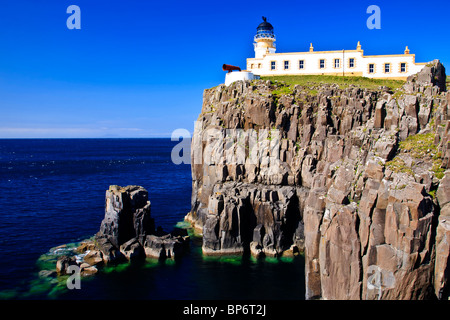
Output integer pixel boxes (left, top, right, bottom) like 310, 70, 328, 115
56, 185, 189, 277
187, 60, 450, 300
95, 185, 188, 262
98, 185, 155, 248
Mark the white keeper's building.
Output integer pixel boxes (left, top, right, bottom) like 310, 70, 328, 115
245, 17, 427, 80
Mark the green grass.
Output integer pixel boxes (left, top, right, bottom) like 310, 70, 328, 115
429, 189, 436, 199
385, 132, 445, 179
385, 157, 414, 176
399, 133, 436, 157
261, 75, 405, 91
392, 89, 406, 99
432, 162, 445, 179
271, 85, 294, 96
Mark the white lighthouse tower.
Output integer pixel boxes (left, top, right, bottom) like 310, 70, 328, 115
254, 17, 276, 59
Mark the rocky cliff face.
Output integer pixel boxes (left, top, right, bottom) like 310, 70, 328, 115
186, 60, 450, 300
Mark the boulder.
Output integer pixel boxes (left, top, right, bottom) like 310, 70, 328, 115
80, 263, 98, 276
119, 237, 145, 260
56, 256, 78, 275
95, 236, 125, 263
76, 240, 97, 253
83, 250, 104, 266
143, 234, 186, 259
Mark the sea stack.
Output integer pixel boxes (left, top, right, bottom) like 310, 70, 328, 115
56, 185, 189, 275
94, 185, 189, 262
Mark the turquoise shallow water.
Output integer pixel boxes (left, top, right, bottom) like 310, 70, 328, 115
0, 138, 305, 300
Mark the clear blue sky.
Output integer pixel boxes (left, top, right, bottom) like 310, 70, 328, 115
0, 0, 448, 138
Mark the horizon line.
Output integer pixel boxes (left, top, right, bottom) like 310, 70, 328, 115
0, 136, 182, 139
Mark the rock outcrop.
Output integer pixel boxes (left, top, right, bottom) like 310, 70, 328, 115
94, 185, 188, 262
97, 185, 155, 248
186, 60, 449, 300
56, 185, 189, 275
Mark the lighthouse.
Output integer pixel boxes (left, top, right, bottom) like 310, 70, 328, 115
247, 18, 427, 79
254, 17, 276, 59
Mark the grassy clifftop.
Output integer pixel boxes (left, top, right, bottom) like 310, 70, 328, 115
261, 75, 405, 91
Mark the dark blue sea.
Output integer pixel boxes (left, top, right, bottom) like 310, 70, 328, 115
0, 139, 305, 300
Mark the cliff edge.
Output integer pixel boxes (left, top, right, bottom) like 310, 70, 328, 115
186, 60, 449, 300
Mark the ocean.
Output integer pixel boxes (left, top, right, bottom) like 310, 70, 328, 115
0, 138, 305, 300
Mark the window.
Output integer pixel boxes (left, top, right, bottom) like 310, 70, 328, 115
250, 64, 254, 69
369, 64, 375, 74
299, 60, 304, 69
258, 63, 261, 69
334, 59, 340, 68
384, 63, 391, 73
349, 58, 355, 68
284, 60, 289, 70
320, 59, 325, 69
400, 63, 406, 73
271, 61, 276, 70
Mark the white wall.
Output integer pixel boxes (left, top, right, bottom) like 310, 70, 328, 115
361, 55, 425, 78
254, 40, 276, 59
225, 71, 259, 86
247, 50, 426, 79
